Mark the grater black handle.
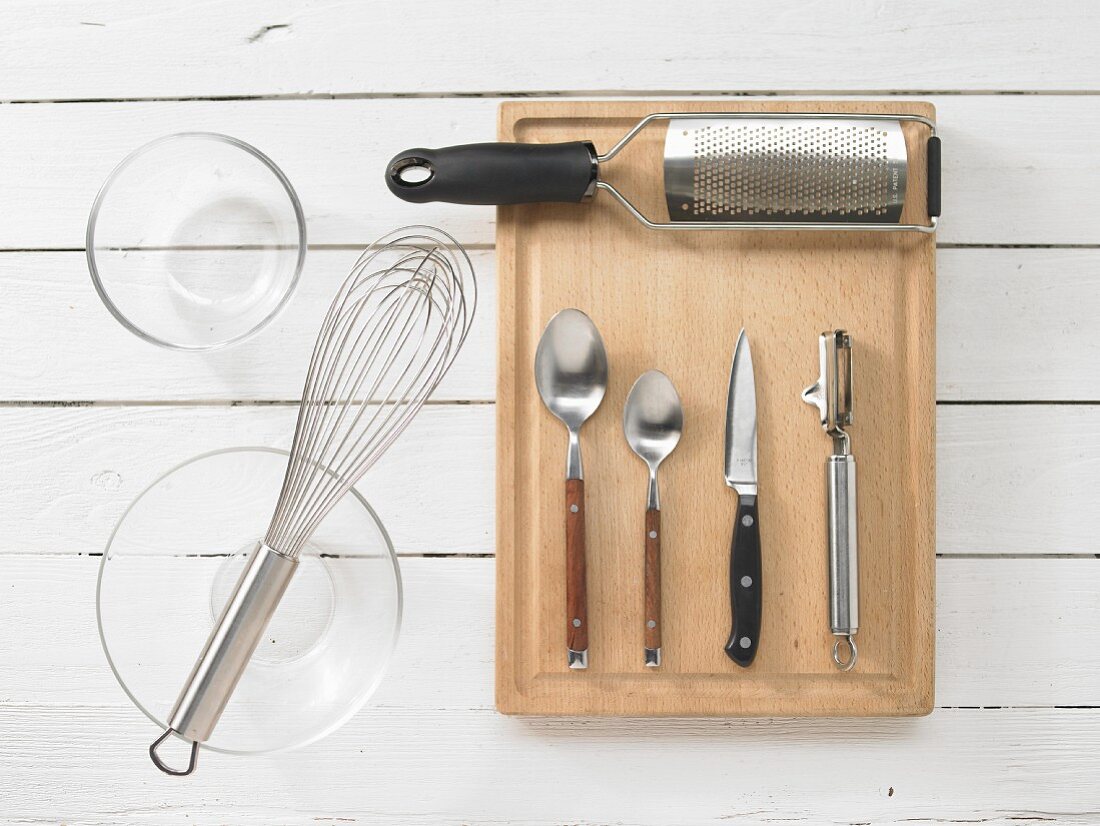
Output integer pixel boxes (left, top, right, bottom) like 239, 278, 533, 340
927, 136, 942, 218
385, 141, 598, 205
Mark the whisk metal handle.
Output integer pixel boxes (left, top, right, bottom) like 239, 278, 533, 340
386, 141, 598, 205
151, 543, 298, 774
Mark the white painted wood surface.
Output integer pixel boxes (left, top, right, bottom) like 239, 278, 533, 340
1, 558, 1099, 825
1, 2, 1098, 824
6, 248, 1100, 402
3, 1, 1098, 98
1, 404, 1097, 557
5, 96, 1100, 247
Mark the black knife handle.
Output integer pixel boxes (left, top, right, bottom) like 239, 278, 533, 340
724, 496, 762, 667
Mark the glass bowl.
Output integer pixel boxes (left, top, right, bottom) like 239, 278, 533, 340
86, 133, 306, 351
97, 447, 401, 756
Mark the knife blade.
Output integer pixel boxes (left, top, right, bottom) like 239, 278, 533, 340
723, 329, 761, 666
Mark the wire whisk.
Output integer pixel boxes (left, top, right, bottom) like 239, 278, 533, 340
267, 227, 476, 556
150, 226, 476, 776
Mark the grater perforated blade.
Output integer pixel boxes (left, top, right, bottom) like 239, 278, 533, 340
664, 118, 907, 225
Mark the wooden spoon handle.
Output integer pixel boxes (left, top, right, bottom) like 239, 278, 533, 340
644, 507, 662, 667
565, 477, 588, 668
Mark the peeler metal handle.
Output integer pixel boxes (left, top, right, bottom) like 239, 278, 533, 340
826, 454, 859, 671
149, 542, 298, 776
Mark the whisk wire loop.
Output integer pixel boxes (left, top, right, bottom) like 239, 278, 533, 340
283, 271, 439, 549
265, 228, 476, 558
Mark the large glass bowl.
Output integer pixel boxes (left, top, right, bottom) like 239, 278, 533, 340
86, 133, 306, 350
97, 448, 401, 757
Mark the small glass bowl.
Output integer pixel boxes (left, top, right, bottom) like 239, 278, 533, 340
97, 447, 402, 756
86, 133, 306, 351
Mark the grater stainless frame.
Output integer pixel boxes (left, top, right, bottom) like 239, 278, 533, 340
387, 110, 940, 232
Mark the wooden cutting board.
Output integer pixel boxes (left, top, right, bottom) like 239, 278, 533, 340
495, 100, 936, 716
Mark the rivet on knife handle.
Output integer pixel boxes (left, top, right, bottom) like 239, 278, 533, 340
802, 330, 859, 671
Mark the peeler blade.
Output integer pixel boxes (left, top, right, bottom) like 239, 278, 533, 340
803, 330, 853, 438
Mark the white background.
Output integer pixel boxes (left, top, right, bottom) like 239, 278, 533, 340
2, 2, 1099, 823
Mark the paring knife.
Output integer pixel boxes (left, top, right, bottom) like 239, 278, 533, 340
723, 329, 762, 666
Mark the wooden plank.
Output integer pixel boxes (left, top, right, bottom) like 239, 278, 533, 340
1, 704, 1098, 825
2, 555, 1096, 710
1, 1, 1097, 100
0, 405, 494, 557
5, 248, 1100, 403
0, 249, 499, 403
937, 249, 1100, 402
0, 403, 1097, 557
2, 96, 1100, 247
495, 100, 936, 716
2, 99, 497, 250
0, 556, 498, 713
937, 404, 1100, 555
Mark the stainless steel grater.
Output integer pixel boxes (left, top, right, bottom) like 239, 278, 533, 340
387, 111, 940, 232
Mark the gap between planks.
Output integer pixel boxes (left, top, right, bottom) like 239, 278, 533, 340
19, 553, 1100, 563
2, 400, 1097, 407
7, 243, 1100, 253
5, 89, 1100, 105
0, 398, 495, 407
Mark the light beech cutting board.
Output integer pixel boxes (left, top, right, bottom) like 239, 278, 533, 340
495, 100, 935, 716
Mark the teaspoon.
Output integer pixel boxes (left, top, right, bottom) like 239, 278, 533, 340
623, 370, 683, 667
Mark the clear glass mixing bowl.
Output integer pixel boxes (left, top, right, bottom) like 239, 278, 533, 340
86, 133, 306, 350
97, 448, 401, 756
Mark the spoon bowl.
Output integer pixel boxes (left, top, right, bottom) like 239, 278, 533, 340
535, 308, 609, 432
624, 370, 684, 476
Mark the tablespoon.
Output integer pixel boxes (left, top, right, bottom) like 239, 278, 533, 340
535, 309, 608, 669
623, 370, 683, 667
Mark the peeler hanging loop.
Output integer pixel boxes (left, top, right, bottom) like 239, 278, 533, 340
833, 635, 858, 672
